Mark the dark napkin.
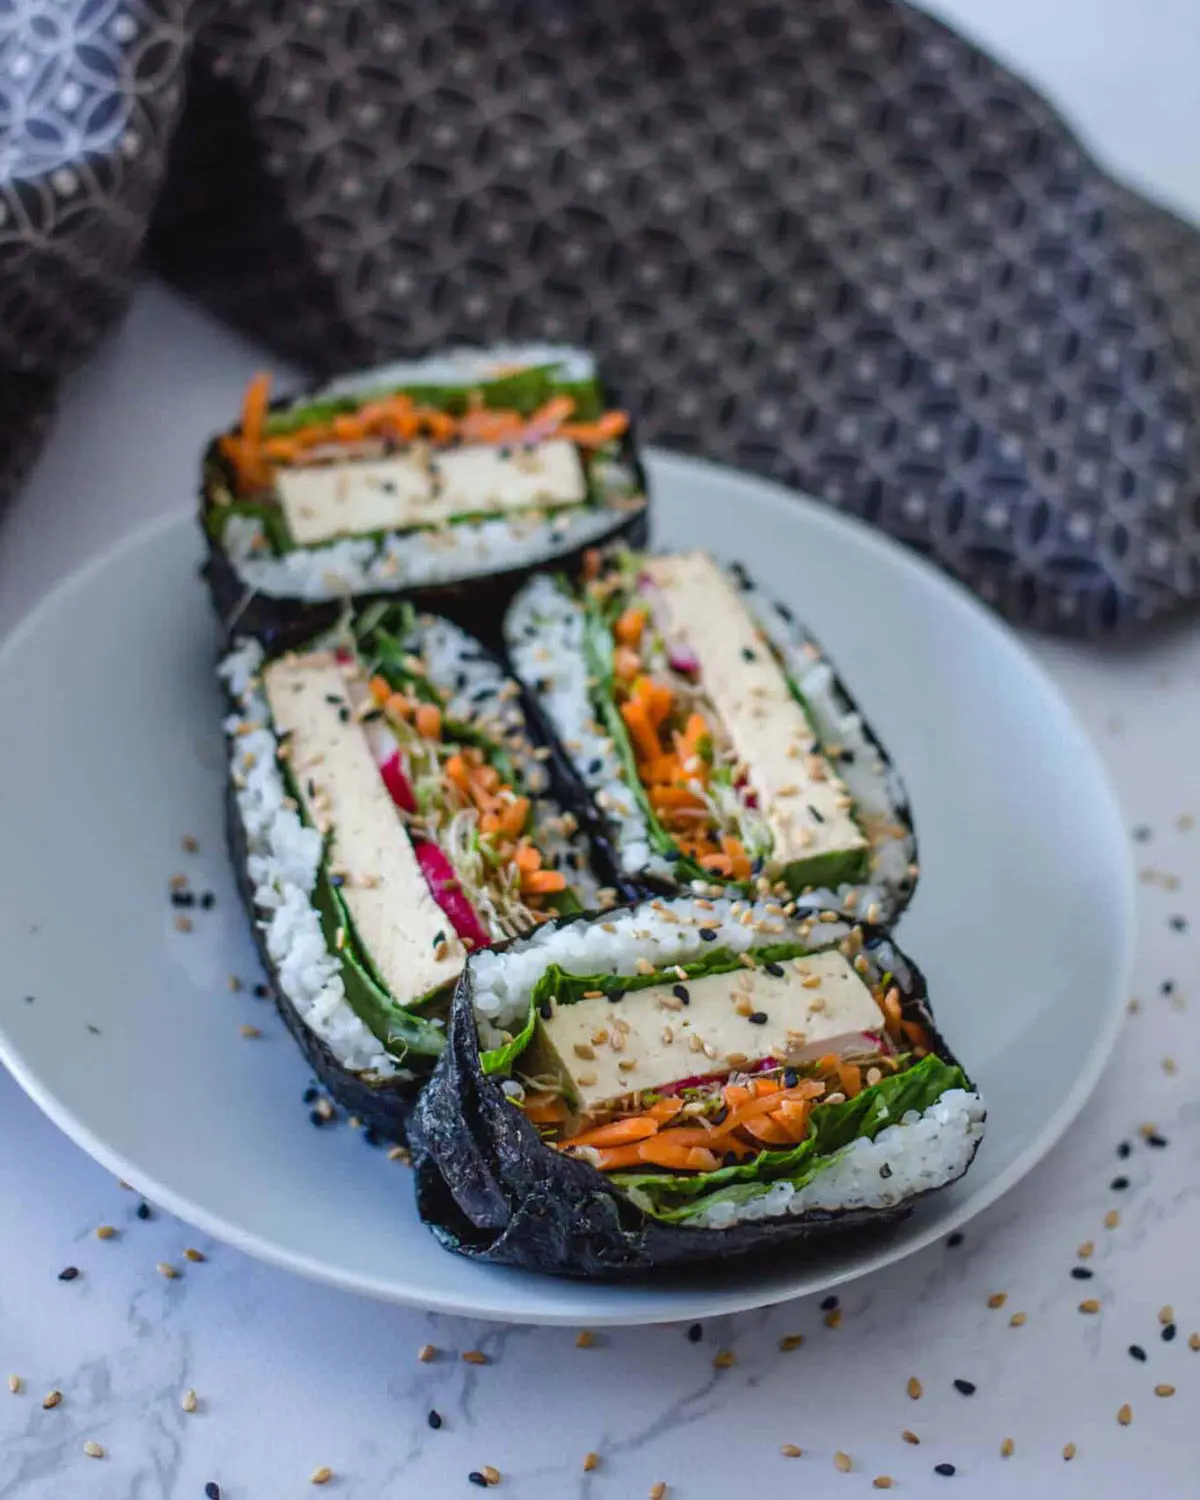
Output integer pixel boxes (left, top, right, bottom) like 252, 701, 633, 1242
3, 0, 1199, 635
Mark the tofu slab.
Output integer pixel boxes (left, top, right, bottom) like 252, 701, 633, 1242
275, 439, 587, 546
263, 652, 465, 1003
276, 454, 432, 546
534, 950, 884, 1117
641, 552, 867, 869
432, 439, 586, 516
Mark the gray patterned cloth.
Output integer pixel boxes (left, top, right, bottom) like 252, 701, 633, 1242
3, 0, 1199, 635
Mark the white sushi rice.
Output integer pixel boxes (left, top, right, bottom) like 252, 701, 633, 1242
468, 896, 984, 1230
220, 639, 402, 1078
505, 574, 674, 881
222, 501, 640, 602
505, 564, 917, 918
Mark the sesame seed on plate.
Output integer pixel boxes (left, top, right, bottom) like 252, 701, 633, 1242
686, 1324, 702, 1343
779, 1334, 804, 1352
7, 1376, 21, 1394
96, 1226, 116, 1241
1009, 1312, 1027, 1327
1163, 1323, 1177, 1342
649, 1484, 667, 1500
418, 1344, 437, 1362
781, 1443, 802, 1458
157, 1263, 179, 1280
205, 1485, 220, 1500
1062, 1442, 1076, 1460
42, 1390, 62, 1409
1190, 1333, 1200, 1351
906, 1376, 922, 1399
1078, 1299, 1101, 1314
576, 1330, 595, 1348
1077, 1241, 1094, 1259
481, 1465, 501, 1484
310, 1466, 333, 1485
823, 1308, 843, 1329
1000, 1438, 1014, 1458
583, 1452, 599, 1471
713, 1350, 736, 1369
57, 1267, 79, 1282
462, 1350, 489, 1365
1118, 1403, 1132, 1425
136, 1202, 151, 1220
181, 1389, 198, 1413
873, 1479, 894, 1490
182, 836, 199, 853
987, 1292, 1007, 1308
1155, 1384, 1176, 1398
1159, 1304, 1175, 1324
1130, 1344, 1148, 1361
83, 1441, 104, 1459
184, 1248, 206, 1263
1105, 1210, 1121, 1229
933, 1462, 956, 1476
1071, 1267, 1094, 1281
953, 1379, 976, 1396
239, 1024, 261, 1038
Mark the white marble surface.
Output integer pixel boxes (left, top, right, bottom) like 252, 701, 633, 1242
3, 2, 1200, 1488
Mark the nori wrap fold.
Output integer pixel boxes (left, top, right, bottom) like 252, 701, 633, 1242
505, 550, 917, 924
411, 898, 984, 1276
219, 601, 622, 1142
201, 346, 649, 654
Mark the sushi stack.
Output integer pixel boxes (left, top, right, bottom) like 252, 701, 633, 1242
206, 346, 984, 1279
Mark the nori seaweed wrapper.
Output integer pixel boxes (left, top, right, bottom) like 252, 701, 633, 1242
410, 915, 981, 1277
220, 606, 631, 1144
199, 355, 650, 655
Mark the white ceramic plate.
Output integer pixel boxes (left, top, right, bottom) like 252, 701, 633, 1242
0, 452, 1133, 1325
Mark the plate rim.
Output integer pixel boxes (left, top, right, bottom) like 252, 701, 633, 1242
0, 451, 1136, 1323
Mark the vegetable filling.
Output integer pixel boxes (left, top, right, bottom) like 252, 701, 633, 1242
582, 551, 870, 895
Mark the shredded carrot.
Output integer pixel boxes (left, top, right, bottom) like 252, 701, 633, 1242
880, 986, 903, 1034
524, 1096, 568, 1125
620, 700, 660, 762
592, 1143, 649, 1171
498, 797, 531, 838
514, 842, 543, 874
614, 607, 647, 647
368, 675, 391, 706
414, 703, 442, 739
559, 411, 630, 446
570, 1117, 660, 1149
613, 646, 642, 681
647, 1098, 684, 1123
521, 869, 568, 895
637, 1135, 713, 1171
836, 1062, 862, 1099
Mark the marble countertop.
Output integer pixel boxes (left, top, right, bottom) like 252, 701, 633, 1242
2, 4, 1200, 1489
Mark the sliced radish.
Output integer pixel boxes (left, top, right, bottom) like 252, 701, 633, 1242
379, 752, 416, 814
414, 841, 492, 950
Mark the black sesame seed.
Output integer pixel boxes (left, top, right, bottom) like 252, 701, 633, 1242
306, 778, 317, 798
764, 961, 784, 977
879, 1162, 893, 1178
338, 706, 351, 724
1129, 1344, 1147, 1361
820, 1295, 839, 1311
1133, 825, 1152, 842
687, 1322, 703, 1343
24, 995, 34, 1003
1111, 1175, 1130, 1190
698, 928, 717, 942
934, 1463, 957, 1477
946, 1231, 964, 1248
57, 1266, 79, 1282
302, 1086, 319, 1104
455, 672, 468, 691
537, 1001, 552, 1021
362, 1127, 380, 1148
170, 890, 195, 908
1162, 1323, 1177, 1342
1117, 1141, 1132, 1159
953, 1379, 976, 1396
1168, 915, 1188, 932
1161, 980, 1175, 995
1147, 1133, 1168, 1148
309, 1110, 328, 1128
253, 983, 270, 999
808, 805, 825, 824
1071, 1267, 1094, 1280
433, 930, 446, 949
331, 874, 345, 888
588, 758, 603, 775
205, 1485, 221, 1500
468, 1472, 489, 1488
136, 1202, 152, 1221
673, 984, 690, 1005
380, 480, 397, 495
324, 694, 344, 706
839, 749, 856, 765
428, 1409, 443, 1429
200, 892, 215, 910
783, 1069, 798, 1088
741, 647, 757, 662
748, 1011, 769, 1025
776, 602, 794, 623
607, 988, 626, 1003
722, 1150, 741, 1166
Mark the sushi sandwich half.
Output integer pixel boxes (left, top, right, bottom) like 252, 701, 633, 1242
506, 549, 917, 923
203, 345, 648, 651
411, 896, 984, 1276
221, 600, 618, 1139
